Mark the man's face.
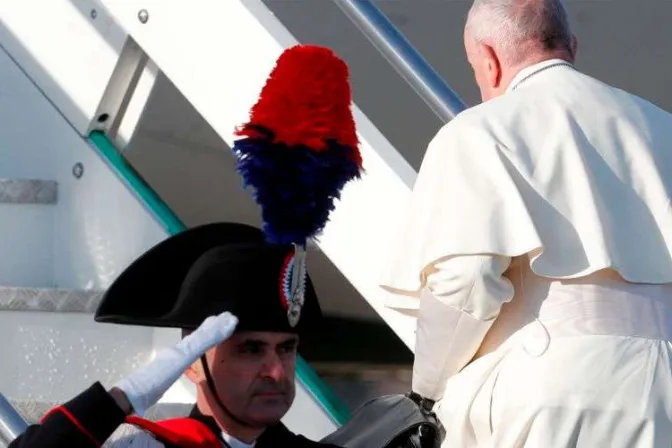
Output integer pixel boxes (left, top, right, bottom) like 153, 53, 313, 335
199, 331, 298, 427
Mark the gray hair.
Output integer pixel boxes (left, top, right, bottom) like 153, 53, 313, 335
466, 0, 573, 63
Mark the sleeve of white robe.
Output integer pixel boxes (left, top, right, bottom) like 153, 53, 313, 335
412, 254, 514, 401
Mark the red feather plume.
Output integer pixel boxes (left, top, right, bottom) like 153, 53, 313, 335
235, 45, 361, 167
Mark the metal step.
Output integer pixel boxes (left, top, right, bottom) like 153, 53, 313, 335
7, 399, 193, 425
0, 179, 57, 205
0, 287, 103, 313
0, 399, 193, 447
0, 179, 58, 287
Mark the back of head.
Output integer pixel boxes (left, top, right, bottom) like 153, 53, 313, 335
466, 0, 574, 65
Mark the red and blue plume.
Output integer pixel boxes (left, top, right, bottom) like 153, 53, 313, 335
232, 45, 363, 246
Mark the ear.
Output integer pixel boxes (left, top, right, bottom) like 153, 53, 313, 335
184, 360, 204, 385
480, 43, 502, 88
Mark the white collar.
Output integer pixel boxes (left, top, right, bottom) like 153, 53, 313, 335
506, 58, 575, 93
221, 430, 256, 448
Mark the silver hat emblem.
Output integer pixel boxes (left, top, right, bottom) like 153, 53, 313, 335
287, 244, 307, 327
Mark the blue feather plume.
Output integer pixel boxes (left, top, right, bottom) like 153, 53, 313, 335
232, 128, 361, 246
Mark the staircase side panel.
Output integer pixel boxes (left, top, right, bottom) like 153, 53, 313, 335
0, 30, 168, 290
0, 17, 193, 412
0, 0, 127, 134
0, 205, 53, 287
0, 311, 157, 402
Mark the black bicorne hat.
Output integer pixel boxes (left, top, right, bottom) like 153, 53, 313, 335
94, 222, 321, 335
97, 46, 362, 335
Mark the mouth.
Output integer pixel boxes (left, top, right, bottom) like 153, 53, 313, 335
253, 391, 286, 398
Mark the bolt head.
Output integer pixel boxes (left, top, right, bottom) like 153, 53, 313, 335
138, 9, 149, 23
72, 163, 84, 179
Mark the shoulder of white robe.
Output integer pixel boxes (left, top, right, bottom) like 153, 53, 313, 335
380, 110, 532, 295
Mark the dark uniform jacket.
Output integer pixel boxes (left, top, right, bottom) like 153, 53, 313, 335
8, 382, 339, 448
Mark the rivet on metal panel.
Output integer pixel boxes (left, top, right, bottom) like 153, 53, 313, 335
138, 9, 149, 24
90, 9, 97, 19
72, 163, 84, 179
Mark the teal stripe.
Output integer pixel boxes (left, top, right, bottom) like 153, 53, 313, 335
89, 132, 185, 234
294, 356, 350, 424
88, 130, 350, 425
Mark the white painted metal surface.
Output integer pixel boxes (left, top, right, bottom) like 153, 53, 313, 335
0, 204, 53, 287
50, 133, 167, 290
99, 0, 419, 351
0, 37, 167, 290
0, 23, 191, 411
0, 0, 126, 134
115, 58, 159, 148
0, 312, 157, 402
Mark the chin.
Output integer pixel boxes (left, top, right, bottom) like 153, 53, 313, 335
247, 396, 291, 424
248, 407, 290, 426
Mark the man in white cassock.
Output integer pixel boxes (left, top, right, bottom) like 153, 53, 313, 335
380, 0, 672, 446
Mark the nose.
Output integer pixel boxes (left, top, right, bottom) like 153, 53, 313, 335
261, 352, 286, 381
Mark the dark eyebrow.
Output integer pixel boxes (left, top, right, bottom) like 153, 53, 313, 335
237, 339, 269, 348
236, 336, 299, 350
278, 337, 299, 348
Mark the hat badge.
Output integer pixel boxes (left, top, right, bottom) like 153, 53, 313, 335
280, 245, 307, 327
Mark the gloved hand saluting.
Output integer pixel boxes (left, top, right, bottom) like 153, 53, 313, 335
111, 311, 238, 416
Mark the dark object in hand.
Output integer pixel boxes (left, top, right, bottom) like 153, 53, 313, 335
320, 394, 443, 448
406, 391, 436, 414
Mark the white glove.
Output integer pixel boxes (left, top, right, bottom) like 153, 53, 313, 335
114, 311, 238, 416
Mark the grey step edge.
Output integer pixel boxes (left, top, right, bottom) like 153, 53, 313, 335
0, 179, 57, 205
0, 402, 192, 447
7, 398, 193, 424
0, 287, 104, 313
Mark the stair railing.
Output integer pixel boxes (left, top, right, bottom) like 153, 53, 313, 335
0, 392, 27, 444
334, 0, 468, 122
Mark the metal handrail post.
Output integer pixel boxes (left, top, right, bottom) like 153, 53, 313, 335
334, 0, 468, 122
0, 393, 28, 444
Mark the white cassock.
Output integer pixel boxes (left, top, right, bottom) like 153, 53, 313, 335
380, 59, 672, 447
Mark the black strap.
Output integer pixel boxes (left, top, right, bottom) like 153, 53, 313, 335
407, 391, 435, 413
199, 355, 256, 429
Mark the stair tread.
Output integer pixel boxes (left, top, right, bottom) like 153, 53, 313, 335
0, 287, 104, 313
0, 179, 57, 205
8, 398, 192, 424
